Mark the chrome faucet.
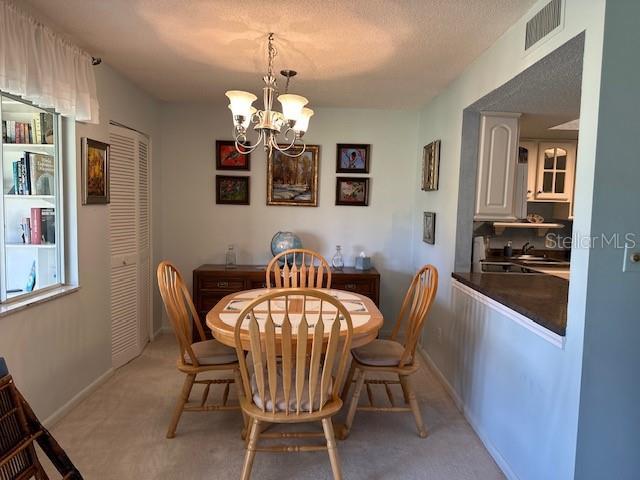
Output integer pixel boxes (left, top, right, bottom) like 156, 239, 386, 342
521, 242, 535, 255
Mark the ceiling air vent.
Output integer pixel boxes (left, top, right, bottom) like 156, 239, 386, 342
525, 0, 562, 50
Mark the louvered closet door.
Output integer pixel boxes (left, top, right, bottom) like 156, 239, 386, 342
109, 125, 151, 368
137, 137, 151, 351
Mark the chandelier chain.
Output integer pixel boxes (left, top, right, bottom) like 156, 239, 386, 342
267, 33, 278, 79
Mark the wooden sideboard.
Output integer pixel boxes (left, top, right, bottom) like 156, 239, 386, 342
193, 264, 380, 340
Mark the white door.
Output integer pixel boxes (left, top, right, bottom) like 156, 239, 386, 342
474, 112, 521, 220
109, 124, 152, 368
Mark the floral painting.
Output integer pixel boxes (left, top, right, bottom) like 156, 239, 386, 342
335, 177, 369, 206
216, 175, 249, 205
82, 138, 110, 204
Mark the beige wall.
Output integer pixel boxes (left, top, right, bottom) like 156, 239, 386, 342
0, 64, 159, 421
156, 104, 419, 329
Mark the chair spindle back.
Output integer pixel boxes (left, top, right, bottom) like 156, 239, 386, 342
235, 289, 352, 415
390, 265, 438, 368
266, 249, 332, 289
157, 261, 205, 366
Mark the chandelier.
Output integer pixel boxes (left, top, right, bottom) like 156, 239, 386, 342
225, 33, 313, 157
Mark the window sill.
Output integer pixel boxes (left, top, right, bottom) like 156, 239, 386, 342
0, 285, 80, 318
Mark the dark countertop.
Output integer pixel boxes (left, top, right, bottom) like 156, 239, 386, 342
452, 272, 568, 336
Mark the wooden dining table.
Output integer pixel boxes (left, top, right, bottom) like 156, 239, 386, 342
206, 287, 384, 440
207, 288, 383, 350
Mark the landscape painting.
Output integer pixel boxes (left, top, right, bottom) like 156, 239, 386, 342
267, 145, 319, 206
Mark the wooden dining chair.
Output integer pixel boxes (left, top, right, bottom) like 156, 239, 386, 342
157, 261, 242, 439
266, 248, 332, 289
340, 265, 438, 438
235, 288, 353, 480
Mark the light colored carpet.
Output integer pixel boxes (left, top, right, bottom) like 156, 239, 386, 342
43, 334, 504, 479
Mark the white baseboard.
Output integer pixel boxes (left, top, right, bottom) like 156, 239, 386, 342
43, 368, 115, 428
418, 347, 520, 480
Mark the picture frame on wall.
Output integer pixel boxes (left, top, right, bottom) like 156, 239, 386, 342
267, 144, 320, 206
423, 211, 436, 244
81, 137, 110, 205
216, 140, 250, 171
216, 175, 250, 205
335, 177, 370, 206
421, 140, 441, 191
336, 143, 370, 173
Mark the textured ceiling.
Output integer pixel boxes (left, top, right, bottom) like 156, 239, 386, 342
22, 0, 536, 108
470, 33, 584, 139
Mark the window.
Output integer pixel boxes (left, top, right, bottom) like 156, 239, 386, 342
0, 92, 64, 302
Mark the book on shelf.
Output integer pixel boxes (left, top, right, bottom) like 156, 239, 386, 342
30, 207, 41, 244
9, 152, 54, 196
29, 207, 55, 245
2, 112, 53, 144
21, 217, 31, 244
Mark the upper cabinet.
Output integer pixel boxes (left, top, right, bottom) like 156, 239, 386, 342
534, 142, 576, 201
474, 112, 521, 221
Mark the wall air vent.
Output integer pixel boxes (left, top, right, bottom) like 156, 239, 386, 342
525, 0, 563, 51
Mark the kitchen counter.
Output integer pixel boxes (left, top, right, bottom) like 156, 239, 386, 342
451, 272, 568, 336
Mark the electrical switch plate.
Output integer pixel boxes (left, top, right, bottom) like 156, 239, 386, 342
622, 245, 640, 273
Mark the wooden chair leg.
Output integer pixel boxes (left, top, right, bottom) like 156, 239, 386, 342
322, 417, 343, 480
166, 373, 195, 439
399, 375, 427, 438
241, 418, 260, 480
342, 369, 365, 438
340, 361, 356, 400
234, 368, 249, 439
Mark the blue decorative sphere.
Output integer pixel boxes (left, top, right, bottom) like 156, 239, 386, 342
270, 231, 303, 257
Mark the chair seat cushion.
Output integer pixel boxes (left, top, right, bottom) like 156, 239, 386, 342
184, 339, 237, 366
250, 371, 333, 413
352, 339, 409, 367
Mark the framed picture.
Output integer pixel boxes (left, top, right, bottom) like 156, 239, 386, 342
423, 212, 436, 244
267, 145, 319, 206
216, 175, 250, 205
216, 140, 250, 170
335, 177, 369, 206
81, 137, 110, 204
336, 143, 370, 173
421, 140, 441, 191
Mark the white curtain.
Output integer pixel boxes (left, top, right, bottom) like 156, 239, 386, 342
0, 0, 99, 123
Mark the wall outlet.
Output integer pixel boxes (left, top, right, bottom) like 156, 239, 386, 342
622, 245, 640, 273
437, 327, 443, 344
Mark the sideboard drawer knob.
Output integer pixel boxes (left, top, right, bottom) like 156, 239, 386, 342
217, 281, 229, 288
345, 283, 357, 289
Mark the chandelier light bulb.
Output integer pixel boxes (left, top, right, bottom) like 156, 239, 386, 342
225, 90, 257, 120
228, 105, 256, 129
277, 94, 308, 123
294, 107, 314, 134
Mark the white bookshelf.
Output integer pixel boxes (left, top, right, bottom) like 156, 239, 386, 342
1, 93, 60, 299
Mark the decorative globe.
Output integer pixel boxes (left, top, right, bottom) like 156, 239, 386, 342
270, 231, 303, 258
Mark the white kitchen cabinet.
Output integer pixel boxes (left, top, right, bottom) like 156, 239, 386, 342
534, 142, 576, 202
518, 141, 539, 200
474, 112, 521, 220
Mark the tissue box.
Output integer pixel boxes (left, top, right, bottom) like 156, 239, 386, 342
355, 256, 371, 270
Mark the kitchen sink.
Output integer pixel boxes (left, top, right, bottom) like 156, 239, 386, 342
513, 257, 570, 267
